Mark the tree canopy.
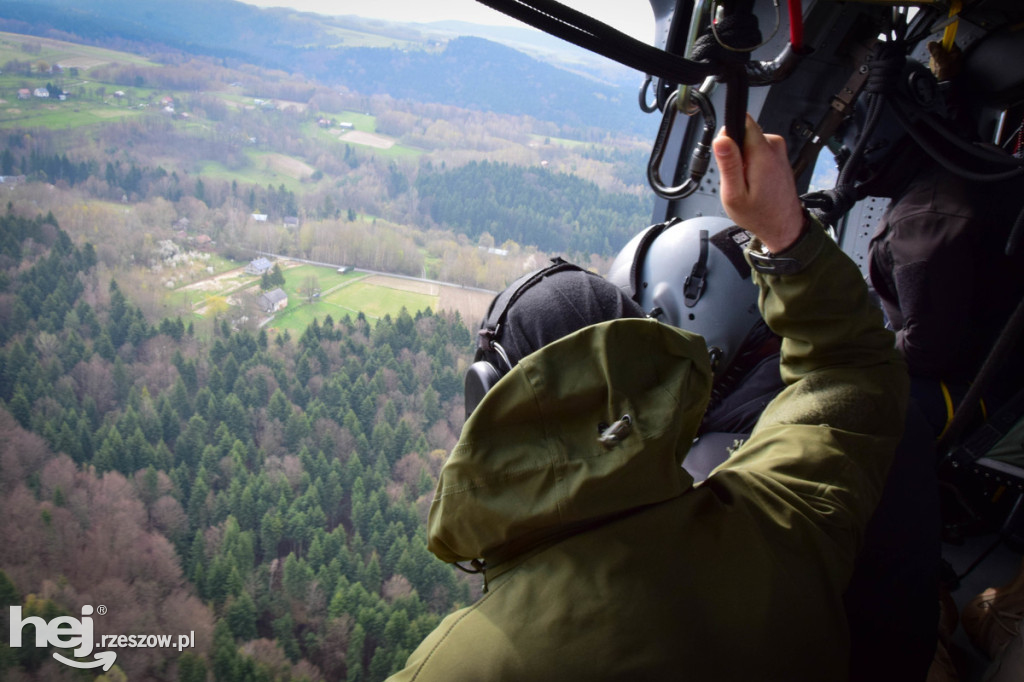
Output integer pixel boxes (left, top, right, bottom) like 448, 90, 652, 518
0, 212, 478, 681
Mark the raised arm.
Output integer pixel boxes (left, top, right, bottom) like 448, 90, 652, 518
711, 116, 908, 550
712, 115, 905, 422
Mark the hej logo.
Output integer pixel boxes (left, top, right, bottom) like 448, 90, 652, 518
8, 604, 116, 671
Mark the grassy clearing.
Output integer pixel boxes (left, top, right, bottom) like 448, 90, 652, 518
279, 264, 352, 296
304, 113, 424, 160
529, 133, 593, 149
325, 280, 437, 320
312, 110, 378, 132
196, 152, 317, 193
366, 141, 422, 160
268, 269, 438, 333
0, 97, 142, 130
320, 26, 419, 50
159, 257, 454, 338
0, 32, 157, 68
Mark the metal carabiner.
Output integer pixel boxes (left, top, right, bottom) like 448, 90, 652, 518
638, 75, 659, 113
647, 89, 717, 201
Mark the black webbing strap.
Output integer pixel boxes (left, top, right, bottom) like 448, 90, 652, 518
475, 0, 723, 85
689, 2, 760, 153
683, 229, 710, 307
476, 257, 587, 354
628, 218, 679, 304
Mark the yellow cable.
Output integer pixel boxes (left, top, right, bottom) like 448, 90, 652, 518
943, 0, 962, 51
937, 380, 955, 441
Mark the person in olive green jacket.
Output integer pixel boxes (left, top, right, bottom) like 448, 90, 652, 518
386, 116, 908, 681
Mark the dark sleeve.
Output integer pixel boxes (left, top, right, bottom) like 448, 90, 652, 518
885, 210, 976, 378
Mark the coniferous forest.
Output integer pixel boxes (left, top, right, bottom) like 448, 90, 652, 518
0, 210, 478, 681
0, 1, 665, 678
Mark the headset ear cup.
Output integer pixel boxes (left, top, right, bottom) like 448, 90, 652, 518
464, 361, 504, 419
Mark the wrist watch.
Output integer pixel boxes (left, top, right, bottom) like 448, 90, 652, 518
745, 209, 817, 276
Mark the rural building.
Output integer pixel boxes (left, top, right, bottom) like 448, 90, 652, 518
246, 257, 273, 275
283, 216, 299, 228
33, 88, 49, 98
17, 89, 30, 100
195, 234, 213, 249
252, 213, 268, 222
259, 288, 288, 314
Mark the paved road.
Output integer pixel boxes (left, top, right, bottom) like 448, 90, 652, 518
243, 248, 498, 295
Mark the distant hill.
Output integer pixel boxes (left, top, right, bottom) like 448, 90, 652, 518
419, 20, 639, 88
322, 37, 647, 134
0, 0, 658, 136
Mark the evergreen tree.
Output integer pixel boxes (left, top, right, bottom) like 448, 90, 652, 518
225, 592, 258, 641
211, 620, 240, 682
272, 612, 300, 662
8, 386, 31, 428
177, 652, 207, 682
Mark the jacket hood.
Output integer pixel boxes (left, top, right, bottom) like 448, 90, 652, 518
427, 318, 713, 563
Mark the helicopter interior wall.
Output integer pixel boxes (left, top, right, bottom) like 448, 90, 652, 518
649, 0, 1023, 270
637, 2, 1024, 678
649, 1, 895, 228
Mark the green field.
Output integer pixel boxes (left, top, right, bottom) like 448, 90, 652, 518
196, 151, 317, 193
0, 99, 142, 130
529, 133, 593, 150
268, 267, 437, 333
0, 31, 156, 68
0, 31, 158, 132
304, 114, 423, 160
318, 24, 427, 50
170, 259, 437, 334
324, 280, 436, 320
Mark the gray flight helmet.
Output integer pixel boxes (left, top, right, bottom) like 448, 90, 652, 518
607, 216, 761, 374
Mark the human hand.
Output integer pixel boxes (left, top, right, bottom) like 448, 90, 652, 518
712, 115, 804, 254
927, 40, 962, 81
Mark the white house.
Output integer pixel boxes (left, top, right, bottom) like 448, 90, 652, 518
258, 288, 288, 314
246, 257, 273, 276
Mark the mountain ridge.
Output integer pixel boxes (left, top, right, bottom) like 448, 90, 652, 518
0, 0, 656, 135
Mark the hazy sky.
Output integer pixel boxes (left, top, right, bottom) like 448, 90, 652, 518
239, 0, 655, 42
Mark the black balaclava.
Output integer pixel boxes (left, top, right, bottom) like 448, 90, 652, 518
495, 268, 645, 368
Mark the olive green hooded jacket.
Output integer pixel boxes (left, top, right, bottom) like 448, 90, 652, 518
388, 223, 908, 681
